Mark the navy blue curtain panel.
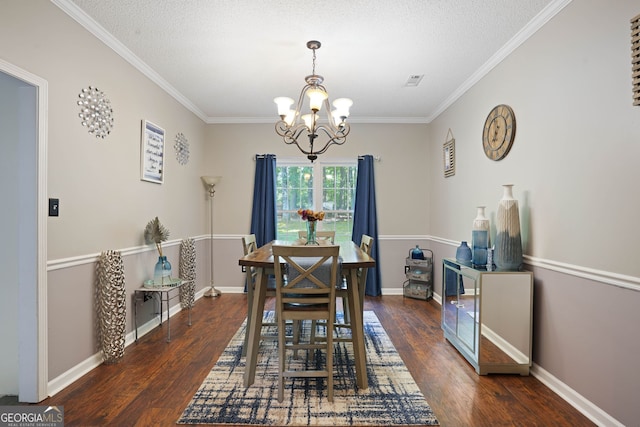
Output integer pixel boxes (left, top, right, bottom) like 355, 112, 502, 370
250, 154, 277, 247
352, 155, 381, 296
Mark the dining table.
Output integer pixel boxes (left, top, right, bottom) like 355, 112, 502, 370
238, 239, 376, 390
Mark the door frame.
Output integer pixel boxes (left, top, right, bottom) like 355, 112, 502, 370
0, 58, 48, 402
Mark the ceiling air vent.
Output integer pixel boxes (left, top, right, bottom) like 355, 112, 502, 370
632, 13, 640, 106
404, 74, 424, 87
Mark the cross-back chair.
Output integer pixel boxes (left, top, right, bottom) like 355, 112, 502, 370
313, 234, 374, 343
272, 244, 340, 402
340, 234, 373, 323
241, 234, 279, 356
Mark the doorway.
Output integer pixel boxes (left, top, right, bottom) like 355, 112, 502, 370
0, 60, 48, 402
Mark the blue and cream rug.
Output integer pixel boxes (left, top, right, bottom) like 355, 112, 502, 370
178, 311, 439, 426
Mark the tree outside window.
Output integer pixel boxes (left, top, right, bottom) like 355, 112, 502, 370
276, 161, 356, 242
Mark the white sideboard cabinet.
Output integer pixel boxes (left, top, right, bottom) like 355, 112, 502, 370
442, 259, 533, 375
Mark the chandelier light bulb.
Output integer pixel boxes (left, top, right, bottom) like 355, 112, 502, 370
307, 88, 328, 111
301, 113, 317, 131
331, 110, 345, 126
284, 109, 296, 126
332, 98, 352, 117
274, 97, 294, 118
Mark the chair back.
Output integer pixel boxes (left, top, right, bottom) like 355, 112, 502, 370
298, 230, 336, 244
358, 234, 374, 289
360, 234, 373, 255
241, 234, 258, 288
242, 234, 257, 256
272, 245, 339, 307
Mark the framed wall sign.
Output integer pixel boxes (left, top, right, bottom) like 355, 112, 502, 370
443, 128, 455, 178
141, 120, 165, 184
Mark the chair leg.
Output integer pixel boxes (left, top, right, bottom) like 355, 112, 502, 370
293, 319, 301, 358
342, 294, 351, 325
277, 315, 286, 403
326, 316, 334, 402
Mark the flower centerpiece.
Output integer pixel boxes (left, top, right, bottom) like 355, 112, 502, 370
297, 209, 325, 245
144, 217, 172, 284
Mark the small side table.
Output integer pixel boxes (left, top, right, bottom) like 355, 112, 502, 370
133, 278, 193, 342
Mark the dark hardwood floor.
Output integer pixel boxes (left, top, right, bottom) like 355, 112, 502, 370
40, 294, 594, 426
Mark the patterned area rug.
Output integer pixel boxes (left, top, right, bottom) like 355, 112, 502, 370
178, 311, 439, 426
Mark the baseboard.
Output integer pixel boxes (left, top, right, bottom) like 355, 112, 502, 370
530, 364, 623, 427
48, 288, 621, 427
47, 288, 209, 397
431, 296, 620, 426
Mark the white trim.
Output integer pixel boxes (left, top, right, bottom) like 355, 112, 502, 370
427, 0, 573, 122
208, 116, 431, 125
0, 58, 49, 403
432, 295, 621, 425
51, 0, 572, 125
52, 0, 208, 123
48, 235, 640, 293
48, 236, 207, 271
530, 364, 624, 427
48, 286, 209, 396
429, 235, 640, 292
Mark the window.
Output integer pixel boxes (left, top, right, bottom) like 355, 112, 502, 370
276, 160, 357, 243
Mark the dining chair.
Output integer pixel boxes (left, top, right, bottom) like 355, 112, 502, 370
298, 230, 336, 244
241, 234, 279, 356
272, 244, 339, 402
314, 234, 374, 343
339, 234, 374, 323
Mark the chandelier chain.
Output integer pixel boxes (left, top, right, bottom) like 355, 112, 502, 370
311, 47, 317, 75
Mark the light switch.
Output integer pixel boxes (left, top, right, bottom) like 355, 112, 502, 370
49, 198, 59, 217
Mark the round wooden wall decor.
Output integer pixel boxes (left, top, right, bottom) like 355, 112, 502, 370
482, 104, 516, 161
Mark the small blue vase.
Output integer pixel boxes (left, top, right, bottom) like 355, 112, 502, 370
455, 241, 472, 263
410, 245, 425, 260
154, 256, 172, 284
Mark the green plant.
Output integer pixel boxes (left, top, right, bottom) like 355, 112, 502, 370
144, 217, 170, 257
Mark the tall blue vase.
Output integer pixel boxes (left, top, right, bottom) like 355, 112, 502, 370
494, 184, 523, 270
472, 206, 490, 267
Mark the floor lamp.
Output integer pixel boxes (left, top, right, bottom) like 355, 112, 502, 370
201, 175, 222, 297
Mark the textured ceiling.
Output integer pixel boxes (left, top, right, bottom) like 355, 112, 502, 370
55, 0, 567, 123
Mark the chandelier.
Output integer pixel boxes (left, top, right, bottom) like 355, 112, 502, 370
274, 40, 352, 162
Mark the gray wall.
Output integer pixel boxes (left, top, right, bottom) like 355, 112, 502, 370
1, 0, 639, 425
427, 1, 640, 425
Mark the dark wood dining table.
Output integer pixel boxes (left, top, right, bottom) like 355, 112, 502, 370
238, 239, 376, 389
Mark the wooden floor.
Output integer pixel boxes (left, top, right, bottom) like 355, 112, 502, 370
40, 294, 595, 427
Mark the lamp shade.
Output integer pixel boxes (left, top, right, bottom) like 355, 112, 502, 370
201, 176, 222, 187
307, 88, 328, 111
332, 98, 353, 118
274, 97, 294, 117
301, 113, 317, 131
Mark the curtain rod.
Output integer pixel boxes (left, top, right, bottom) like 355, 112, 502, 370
254, 154, 381, 161
358, 155, 381, 161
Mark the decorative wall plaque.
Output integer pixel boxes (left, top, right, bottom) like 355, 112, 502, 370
77, 86, 114, 139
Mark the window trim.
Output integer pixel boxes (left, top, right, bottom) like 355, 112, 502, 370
275, 157, 357, 242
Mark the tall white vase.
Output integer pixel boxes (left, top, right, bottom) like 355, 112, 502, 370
494, 184, 522, 270
472, 206, 490, 266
